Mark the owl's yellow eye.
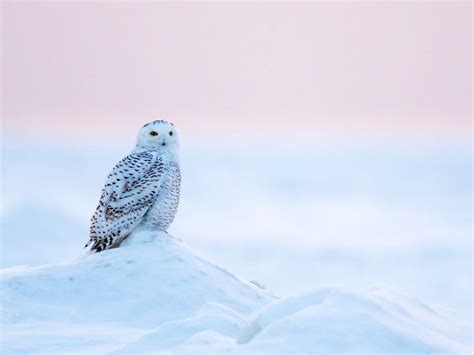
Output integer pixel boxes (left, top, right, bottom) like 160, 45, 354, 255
169, 131, 173, 136
150, 131, 158, 136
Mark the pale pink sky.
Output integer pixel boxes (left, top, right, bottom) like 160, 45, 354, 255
2, 2, 471, 142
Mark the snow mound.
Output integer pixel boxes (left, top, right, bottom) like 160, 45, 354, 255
233, 285, 471, 354
115, 285, 471, 354
1, 230, 272, 353
113, 302, 244, 353
1, 230, 470, 354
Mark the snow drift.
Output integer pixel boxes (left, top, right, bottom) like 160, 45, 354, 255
233, 286, 471, 354
115, 286, 471, 354
1, 231, 272, 353
1, 231, 471, 354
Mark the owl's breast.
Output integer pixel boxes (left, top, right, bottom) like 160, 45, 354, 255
142, 162, 181, 231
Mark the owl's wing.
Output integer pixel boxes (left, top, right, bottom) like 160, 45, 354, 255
86, 150, 165, 252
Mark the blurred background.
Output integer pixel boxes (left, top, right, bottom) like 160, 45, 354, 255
1, 2, 471, 314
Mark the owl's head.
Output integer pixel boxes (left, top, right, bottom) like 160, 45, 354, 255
136, 120, 179, 149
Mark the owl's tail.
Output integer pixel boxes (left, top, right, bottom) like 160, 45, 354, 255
70, 245, 94, 263
77, 238, 99, 258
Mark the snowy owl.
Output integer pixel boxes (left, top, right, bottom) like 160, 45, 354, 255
85, 120, 181, 253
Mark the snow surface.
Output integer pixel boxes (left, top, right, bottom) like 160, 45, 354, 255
1, 230, 270, 352
2, 143, 471, 313
1, 141, 472, 353
1, 230, 471, 354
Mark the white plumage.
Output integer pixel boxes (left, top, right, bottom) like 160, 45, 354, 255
85, 120, 181, 253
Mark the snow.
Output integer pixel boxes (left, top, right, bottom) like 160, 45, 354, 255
1, 230, 471, 353
233, 287, 471, 353
1, 141, 472, 353
1, 230, 271, 353
1, 204, 86, 267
